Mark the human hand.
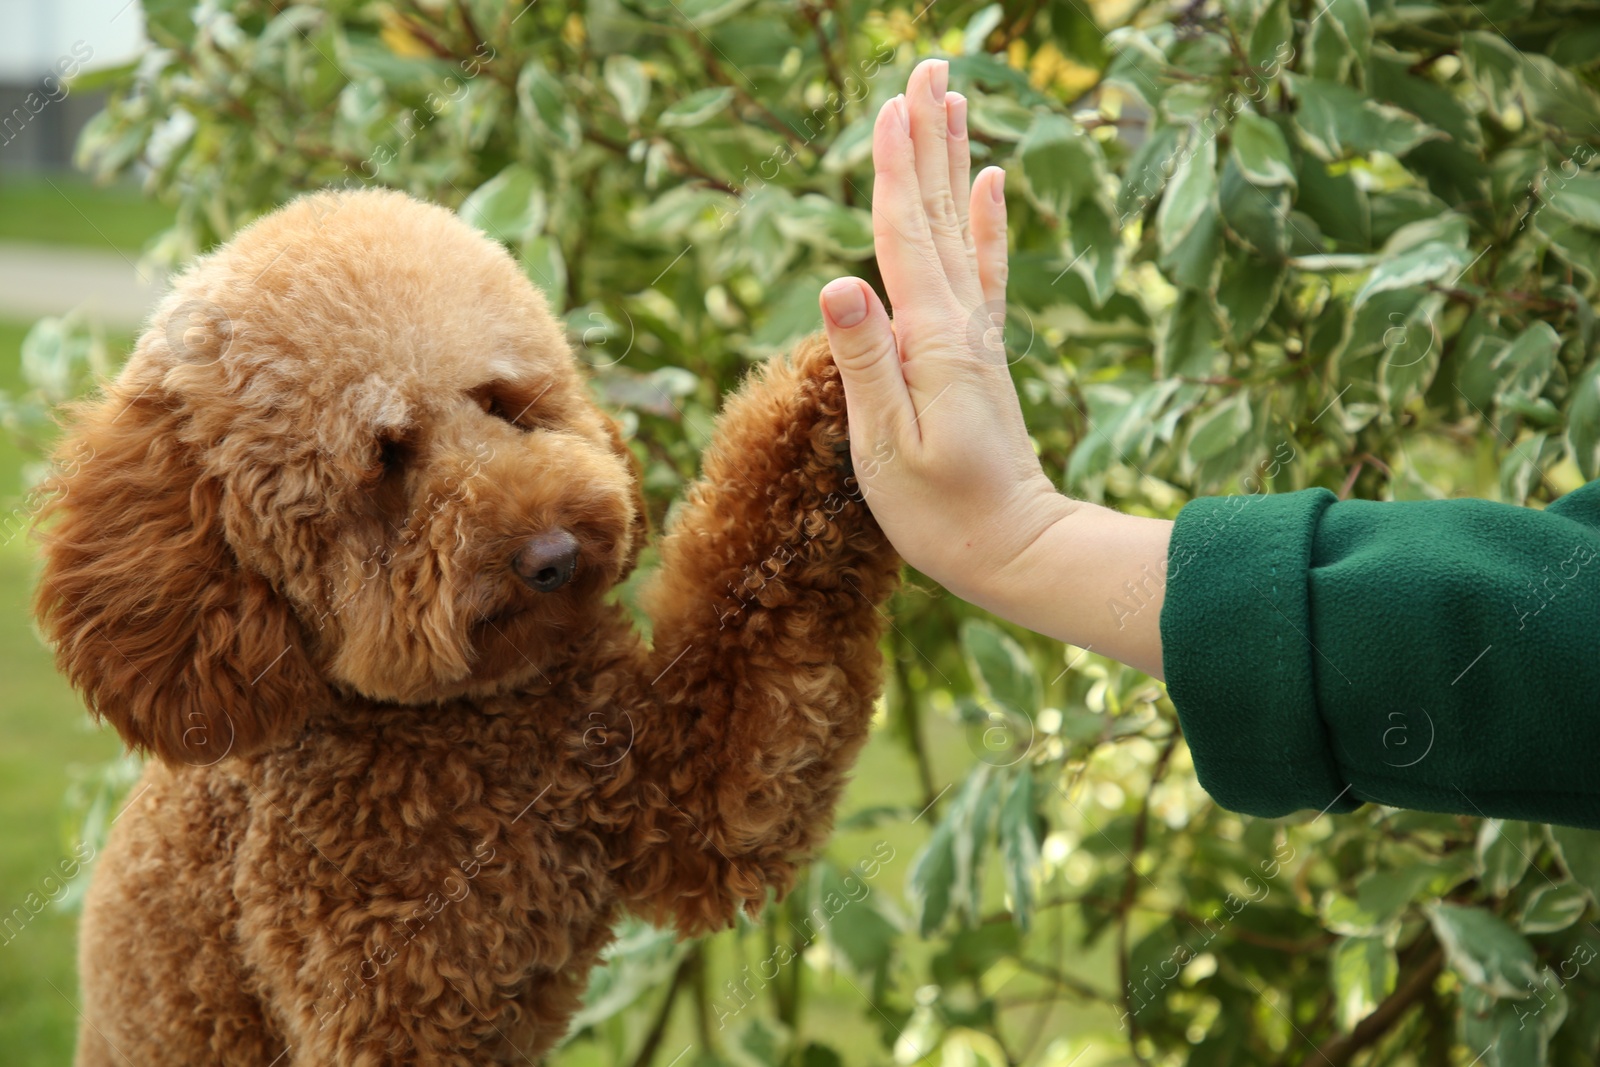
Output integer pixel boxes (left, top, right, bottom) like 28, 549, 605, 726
818, 59, 1171, 677
817, 58, 1071, 612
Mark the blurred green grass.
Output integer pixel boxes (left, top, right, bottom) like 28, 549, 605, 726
0, 173, 175, 253
0, 172, 166, 1064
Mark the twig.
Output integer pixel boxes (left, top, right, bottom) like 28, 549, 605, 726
627, 951, 694, 1067
1300, 944, 1444, 1066
1337, 460, 1363, 500
1117, 733, 1179, 1066
803, 0, 845, 98
1013, 957, 1116, 1003
996, 0, 1047, 50
583, 129, 738, 194
894, 646, 940, 816
689, 38, 807, 150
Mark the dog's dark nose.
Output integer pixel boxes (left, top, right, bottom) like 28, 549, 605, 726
514, 529, 580, 592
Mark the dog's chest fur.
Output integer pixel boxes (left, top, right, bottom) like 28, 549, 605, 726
215, 670, 645, 1055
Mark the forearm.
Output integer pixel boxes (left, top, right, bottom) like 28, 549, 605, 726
970, 496, 1173, 679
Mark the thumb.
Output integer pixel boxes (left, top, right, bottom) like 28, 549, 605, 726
819, 277, 915, 443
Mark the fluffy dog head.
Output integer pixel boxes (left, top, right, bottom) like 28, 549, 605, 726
33, 189, 645, 764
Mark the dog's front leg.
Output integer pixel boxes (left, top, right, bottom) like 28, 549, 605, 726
613, 333, 901, 935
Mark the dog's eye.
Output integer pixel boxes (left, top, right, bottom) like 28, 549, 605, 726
473, 385, 549, 432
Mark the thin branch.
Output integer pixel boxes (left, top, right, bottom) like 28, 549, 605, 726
1013, 957, 1117, 1003
1300, 944, 1444, 1067
803, 0, 845, 98
689, 38, 807, 150
627, 951, 695, 1067
583, 129, 738, 194
1117, 733, 1179, 1066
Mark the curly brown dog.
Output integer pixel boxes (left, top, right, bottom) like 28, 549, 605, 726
32, 188, 899, 1065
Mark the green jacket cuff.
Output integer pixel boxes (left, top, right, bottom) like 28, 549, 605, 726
1160, 488, 1359, 820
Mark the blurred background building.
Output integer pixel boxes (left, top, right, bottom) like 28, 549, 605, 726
0, 0, 144, 170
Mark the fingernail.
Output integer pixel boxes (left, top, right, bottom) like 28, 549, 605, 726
946, 92, 966, 137
929, 60, 948, 101
821, 279, 867, 329
989, 167, 1005, 203
893, 94, 909, 133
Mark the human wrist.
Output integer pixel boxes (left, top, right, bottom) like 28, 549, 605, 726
950, 487, 1081, 621
969, 499, 1173, 677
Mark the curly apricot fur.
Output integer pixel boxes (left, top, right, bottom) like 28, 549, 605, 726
33, 189, 899, 1065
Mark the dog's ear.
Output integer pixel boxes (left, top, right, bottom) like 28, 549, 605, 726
604, 414, 649, 582
32, 386, 322, 766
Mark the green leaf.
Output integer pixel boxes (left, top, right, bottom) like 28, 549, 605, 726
1377, 293, 1443, 407
1117, 123, 1181, 220
1498, 321, 1561, 401
1476, 820, 1534, 897
1018, 112, 1101, 221
1297, 154, 1370, 249
459, 164, 546, 244
798, 1044, 844, 1067
1347, 863, 1453, 931
1426, 902, 1542, 998
1066, 198, 1119, 307
1542, 215, 1600, 283
1461, 32, 1521, 120
673, 0, 760, 27
1461, 984, 1564, 1067
603, 55, 650, 124
1287, 74, 1442, 162
1161, 289, 1222, 378
1547, 174, 1600, 231
1187, 393, 1253, 462
660, 87, 734, 128
1549, 825, 1600, 904
967, 94, 1036, 142
1520, 882, 1591, 934
999, 772, 1040, 932
748, 275, 824, 356
908, 816, 957, 936
1160, 203, 1224, 291
629, 184, 726, 237
516, 61, 580, 151
1501, 431, 1552, 503
930, 922, 1021, 987
962, 4, 1004, 54
1215, 253, 1285, 342
1519, 50, 1600, 134
808, 861, 898, 974
1353, 241, 1468, 307
1219, 155, 1291, 260
1460, 985, 1561, 1067
1567, 362, 1600, 480
520, 233, 567, 304
1330, 936, 1397, 1032
1248, 0, 1293, 68
1157, 135, 1217, 257
569, 918, 687, 1031
1304, 0, 1370, 84
820, 117, 873, 173
953, 767, 1001, 926
137, 0, 198, 47
960, 619, 1042, 716
775, 195, 873, 258
1230, 111, 1295, 188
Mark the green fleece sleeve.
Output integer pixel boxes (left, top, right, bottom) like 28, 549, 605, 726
1160, 481, 1600, 830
